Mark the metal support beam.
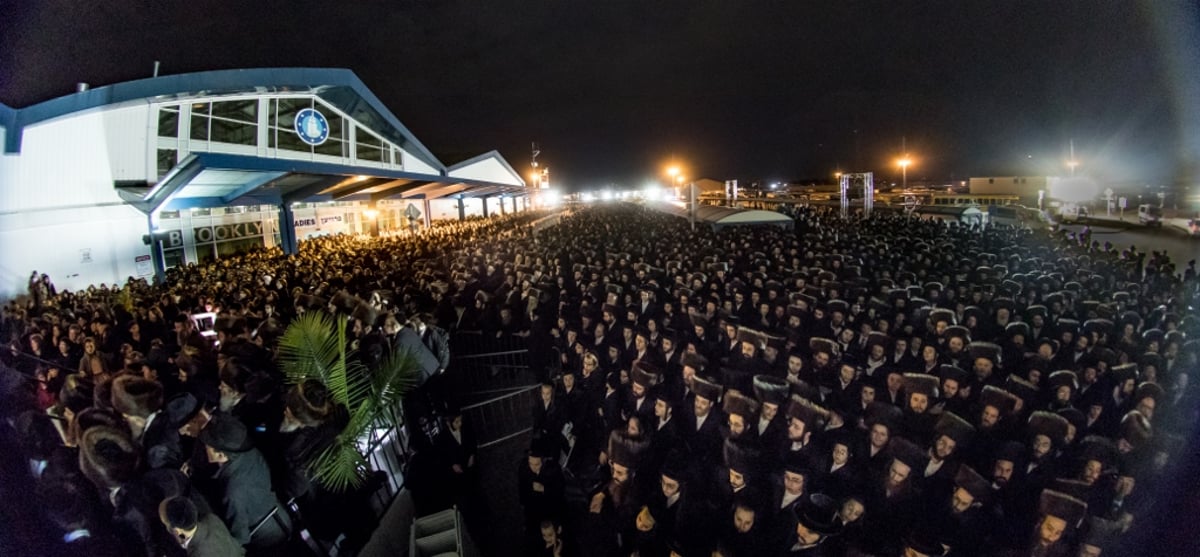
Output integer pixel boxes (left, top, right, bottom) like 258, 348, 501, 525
511, 196, 517, 213
369, 180, 430, 203
330, 177, 394, 200
220, 171, 287, 204
482, 197, 489, 218
457, 197, 466, 221
423, 198, 432, 227
499, 197, 507, 215
138, 154, 208, 214
147, 214, 166, 285
278, 203, 299, 255
281, 176, 351, 205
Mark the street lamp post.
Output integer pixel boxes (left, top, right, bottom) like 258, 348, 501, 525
898, 158, 911, 189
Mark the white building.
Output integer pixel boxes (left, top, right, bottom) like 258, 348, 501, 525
0, 68, 528, 299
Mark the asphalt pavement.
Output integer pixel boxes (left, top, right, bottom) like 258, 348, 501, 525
1057, 214, 1199, 268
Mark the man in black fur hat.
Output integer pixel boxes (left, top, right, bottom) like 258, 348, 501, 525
159, 495, 244, 557
197, 414, 290, 550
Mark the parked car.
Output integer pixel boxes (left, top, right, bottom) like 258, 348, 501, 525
1060, 203, 1089, 223
1137, 204, 1163, 227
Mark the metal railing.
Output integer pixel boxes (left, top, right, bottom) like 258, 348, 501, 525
450, 330, 531, 355
446, 331, 536, 404
460, 384, 541, 449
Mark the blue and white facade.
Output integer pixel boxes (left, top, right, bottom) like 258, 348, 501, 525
0, 68, 528, 299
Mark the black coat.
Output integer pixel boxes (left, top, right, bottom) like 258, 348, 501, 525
680, 409, 725, 463
206, 447, 290, 547
517, 459, 566, 525
141, 412, 184, 470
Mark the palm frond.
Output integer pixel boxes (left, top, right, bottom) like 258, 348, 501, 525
373, 345, 423, 411
321, 315, 351, 407
277, 311, 341, 386
280, 312, 423, 492
308, 435, 369, 492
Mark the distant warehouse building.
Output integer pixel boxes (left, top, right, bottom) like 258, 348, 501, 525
968, 176, 1050, 205
0, 68, 528, 299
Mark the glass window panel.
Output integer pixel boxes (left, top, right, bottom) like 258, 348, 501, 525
325, 114, 344, 143
210, 118, 256, 145
211, 99, 258, 124
356, 129, 382, 149
163, 248, 185, 269
190, 114, 209, 141
195, 243, 216, 264
217, 237, 262, 259
158, 108, 179, 137
157, 149, 177, 177
274, 126, 311, 153
275, 98, 309, 129
357, 143, 385, 163
314, 138, 346, 158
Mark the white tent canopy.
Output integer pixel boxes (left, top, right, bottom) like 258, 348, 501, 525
645, 202, 794, 231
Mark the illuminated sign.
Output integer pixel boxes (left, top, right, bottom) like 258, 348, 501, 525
294, 215, 343, 227
294, 108, 330, 146
193, 222, 264, 243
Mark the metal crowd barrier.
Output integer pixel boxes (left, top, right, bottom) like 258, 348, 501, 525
445, 331, 536, 403
450, 330, 530, 355
460, 384, 541, 449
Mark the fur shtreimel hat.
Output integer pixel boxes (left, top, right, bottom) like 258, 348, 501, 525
80, 425, 139, 490
722, 390, 760, 419
110, 375, 163, 419
285, 379, 336, 427
691, 375, 723, 403
631, 361, 663, 389
752, 375, 790, 407
1038, 489, 1088, 528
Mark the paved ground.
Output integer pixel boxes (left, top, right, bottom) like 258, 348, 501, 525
1058, 214, 1199, 269
467, 432, 531, 557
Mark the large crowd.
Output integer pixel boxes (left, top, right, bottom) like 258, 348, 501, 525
1, 203, 1197, 557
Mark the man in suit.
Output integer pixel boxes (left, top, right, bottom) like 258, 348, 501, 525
681, 375, 725, 463
159, 496, 245, 557
410, 312, 450, 374
111, 375, 182, 470
198, 415, 291, 551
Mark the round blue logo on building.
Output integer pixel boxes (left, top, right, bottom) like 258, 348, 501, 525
294, 108, 330, 146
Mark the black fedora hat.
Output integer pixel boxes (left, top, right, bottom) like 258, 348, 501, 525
793, 493, 842, 536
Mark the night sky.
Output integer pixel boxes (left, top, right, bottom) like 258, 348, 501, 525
2, 1, 1196, 190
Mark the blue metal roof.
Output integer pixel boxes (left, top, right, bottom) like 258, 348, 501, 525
5, 68, 528, 212
1, 67, 442, 171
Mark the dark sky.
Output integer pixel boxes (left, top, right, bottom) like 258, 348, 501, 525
1, 1, 1196, 190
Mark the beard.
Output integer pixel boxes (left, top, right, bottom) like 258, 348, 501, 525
279, 416, 302, 433
219, 393, 239, 413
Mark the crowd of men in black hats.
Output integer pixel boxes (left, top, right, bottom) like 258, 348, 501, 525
0, 214, 538, 557
1, 202, 1197, 557
505, 205, 1196, 557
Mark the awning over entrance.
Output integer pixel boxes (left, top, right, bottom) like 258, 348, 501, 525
118, 152, 527, 213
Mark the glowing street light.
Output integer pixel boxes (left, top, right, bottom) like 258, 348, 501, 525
1067, 160, 1079, 176
897, 157, 912, 189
